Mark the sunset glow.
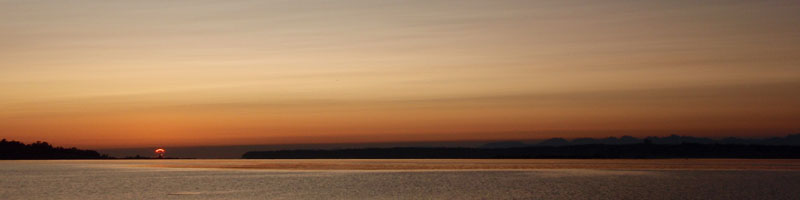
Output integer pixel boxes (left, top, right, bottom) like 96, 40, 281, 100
1, 0, 799, 148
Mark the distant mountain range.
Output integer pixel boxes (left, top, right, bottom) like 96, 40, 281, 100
482, 134, 800, 148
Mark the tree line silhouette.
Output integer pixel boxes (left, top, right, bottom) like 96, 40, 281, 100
0, 139, 109, 159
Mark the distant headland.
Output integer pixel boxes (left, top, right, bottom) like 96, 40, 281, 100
243, 134, 800, 159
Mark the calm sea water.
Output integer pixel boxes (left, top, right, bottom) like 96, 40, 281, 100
1, 159, 799, 199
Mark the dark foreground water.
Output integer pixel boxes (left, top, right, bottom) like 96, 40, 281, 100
1, 160, 799, 199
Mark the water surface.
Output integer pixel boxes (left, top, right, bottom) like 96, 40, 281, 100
1, 159, 798, 199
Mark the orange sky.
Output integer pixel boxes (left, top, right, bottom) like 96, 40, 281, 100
1, 1, 799, 148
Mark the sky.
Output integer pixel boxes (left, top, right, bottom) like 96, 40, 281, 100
1, 0, 799, 148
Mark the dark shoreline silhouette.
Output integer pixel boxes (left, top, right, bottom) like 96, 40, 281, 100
242, 144, 800, 159
4, 134, 799, 159
0, 139, 109, 159
0, 139, 189, 160
243, 134, 800, 159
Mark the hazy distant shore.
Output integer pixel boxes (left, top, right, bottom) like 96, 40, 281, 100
142, 159, 800, 171
242, 143, 800, 159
